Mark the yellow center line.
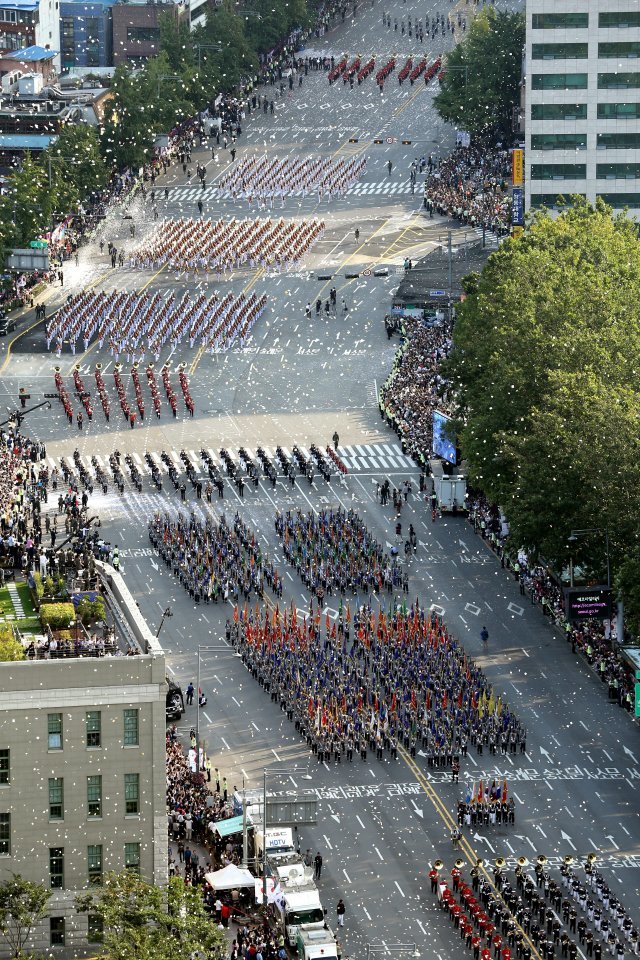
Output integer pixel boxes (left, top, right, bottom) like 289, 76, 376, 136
189, 266, 265, 377
0, 266, 113, 378
399, 744, 544, 960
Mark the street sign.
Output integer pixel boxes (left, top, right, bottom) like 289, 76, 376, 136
29, 240, 48, 249
565, 586, 612, 622
386, 137, 396, 144
512, 225, 524, 239
429, 289, 447, 297
362, 268, 372, 276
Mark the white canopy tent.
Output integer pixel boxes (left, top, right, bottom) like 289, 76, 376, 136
204, 864, 255, 891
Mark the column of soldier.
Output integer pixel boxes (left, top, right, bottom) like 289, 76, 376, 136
430, 854, 638, 960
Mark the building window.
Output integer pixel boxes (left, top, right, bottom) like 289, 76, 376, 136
0, 750, 9, 785
125, 773, 140, 815
532, 73, 588, 90
49, 848, 64, 889
86, 711, 101, 748
88, 844, 103, 884
87, 776, 102, 818
126, 25, 160, 42
48, 778, 64, 820
124, 842, 140, 874
531, 12, 588, 29
597, 193, 640, 209
0, 814, 9, 855
48, 713, 62, 750
87, 916, 104, 944
598, 72, 640, 89
531, 164, 586, 181
50, 918, 65, 947
597, 102, 640, 120
599, 42, 640, 59
531, 43, 588, 60
531, 133, 587, 151
599, 12, 640, 28
123, 709, 139, 746
597, 133, 640, 150
597, 164, 640, 180
531, 103, 587, 121
529, 193, 585, 209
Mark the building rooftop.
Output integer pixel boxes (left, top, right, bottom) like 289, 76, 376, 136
0, 133, 58, 149
6, 45, 58, 62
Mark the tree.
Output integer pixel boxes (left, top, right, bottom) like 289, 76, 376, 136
76, 872, 225, 960
433, 8, 525, 142
43, 123, 109, 206
0, 875, 52, 958
159, 10, 195, 73
0, 153, 53, 249
445, 198, 640, 577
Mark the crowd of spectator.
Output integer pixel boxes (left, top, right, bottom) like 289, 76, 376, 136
467, 497, 635, 714
424, 146, 512, 235
378, 317, 454, 468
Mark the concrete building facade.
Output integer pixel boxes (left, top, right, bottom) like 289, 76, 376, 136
0, 568, 167, 957
60, 0, 114, 68
524, 0, 640, 218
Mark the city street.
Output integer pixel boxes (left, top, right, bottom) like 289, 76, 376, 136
1, 0, 638, 954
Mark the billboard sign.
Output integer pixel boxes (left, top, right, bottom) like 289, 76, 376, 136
565, 586, 612, 622
432, 410, 457, 465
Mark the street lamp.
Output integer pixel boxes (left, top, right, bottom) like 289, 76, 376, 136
262, 766, 313, 901
156, 605, 173, 638
194, 43, 223, 71
157, 74, 183, 99
0, 399, 51, 432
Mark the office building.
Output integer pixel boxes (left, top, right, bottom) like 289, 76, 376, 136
0, 570, 167, 957
525, 0, 640, 217
59, 0, 114, 69
111, 0, 185, 66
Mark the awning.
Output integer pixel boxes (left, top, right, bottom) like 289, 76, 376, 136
214, 815, 245, 838
205, 864, 255, 890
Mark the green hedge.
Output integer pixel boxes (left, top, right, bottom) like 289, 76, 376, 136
40, 603, 76, 630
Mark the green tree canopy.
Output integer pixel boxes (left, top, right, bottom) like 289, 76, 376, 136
0, 153, 52, 249
0, 874, 52, 958
43, 122, 109, 208
445, 198, 640, 584
433, 8, 525, 142
76, 872, 225, 960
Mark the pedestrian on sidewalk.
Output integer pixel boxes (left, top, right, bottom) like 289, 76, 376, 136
336, 899, 345, 927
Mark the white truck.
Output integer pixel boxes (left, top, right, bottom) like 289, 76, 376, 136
268, 851, 313, 886
254, 826, 296, 862
434, 475, 467, 512
295, 924, 341, 960
279, 882, 325, 946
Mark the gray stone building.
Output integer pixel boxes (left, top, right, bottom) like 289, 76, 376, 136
0, 567, 167, 957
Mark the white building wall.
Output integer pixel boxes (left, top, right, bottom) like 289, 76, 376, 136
525, 0, 640, 218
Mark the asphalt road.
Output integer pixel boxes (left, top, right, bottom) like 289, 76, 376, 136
2, 0, 638, 951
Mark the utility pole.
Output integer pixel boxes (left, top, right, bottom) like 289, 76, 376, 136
447, 230, 453, 323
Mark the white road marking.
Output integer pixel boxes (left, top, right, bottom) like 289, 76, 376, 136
323, 835, 333, 850
374, 846, 384, 861
343, 869, 352, 884
394, 881, 405, 897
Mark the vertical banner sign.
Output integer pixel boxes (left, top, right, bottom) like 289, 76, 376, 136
511, 188, 524, 227
512, 149, 523, 187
